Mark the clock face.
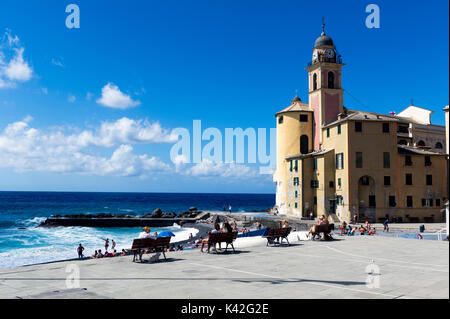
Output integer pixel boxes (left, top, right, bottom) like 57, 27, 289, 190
325, 48, 335, 58
312, 50, 318, 60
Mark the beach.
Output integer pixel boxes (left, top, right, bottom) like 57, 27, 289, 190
0, 231, 448, 299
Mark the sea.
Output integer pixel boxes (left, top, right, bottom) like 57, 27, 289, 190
0, 191, 275, 269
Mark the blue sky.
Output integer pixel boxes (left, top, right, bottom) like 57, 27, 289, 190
0, 0, 448, 193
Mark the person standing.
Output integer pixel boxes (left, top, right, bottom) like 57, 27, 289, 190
111, 239, 116, 250
104, 238, 109, 251
228, 205, 232, 214
383, 219, 389, 232
77, 244, 84, 259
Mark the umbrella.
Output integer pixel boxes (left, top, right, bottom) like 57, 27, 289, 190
157, 231, 176, 237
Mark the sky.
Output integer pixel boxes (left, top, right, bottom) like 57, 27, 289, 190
0, 0, 448, 193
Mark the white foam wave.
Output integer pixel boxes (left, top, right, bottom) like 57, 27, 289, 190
0, 226, 198, 269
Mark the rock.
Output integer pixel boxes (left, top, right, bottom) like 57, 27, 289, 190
189, 207, 197, 212
151, 208, 163, 218
162, 212, 176, 218
142, 213, 152, 218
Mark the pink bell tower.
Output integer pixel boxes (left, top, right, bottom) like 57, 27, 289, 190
306, 23, 344, 150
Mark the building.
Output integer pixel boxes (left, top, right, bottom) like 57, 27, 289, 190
273, 25, 448, 223
445, 105, 449, 235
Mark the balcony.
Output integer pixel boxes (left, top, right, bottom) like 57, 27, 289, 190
307, 54, 343, 67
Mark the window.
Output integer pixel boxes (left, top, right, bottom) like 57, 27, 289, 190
300, 135, 309, 154
337, 124, 341, 134
383, 152, 390, 168
422, 199, 433, 207
435, 142, 443, 149
293, 177, 299, 186
336, 196, 343, 205
327, 128, 330, 137
313, 158, 318, 170
355, 122, 362, 132
310, 180, 319, 188
278, 116, 283, 124
336, 153, 344, 169
384, 176, 391, 186
361, 176, 370, 185
426, 175, 432, 185
300, 114, 308, 122
436, 199, 441, 207
382, 123, 390, 133
417, 140, 426, 147
328, 71, 335, 89
294, 160, 298, 172
398, 125, 409, 133
295, 202, 298, 208
369, 195, 376, 207
425, 156, 432, 166
295, 191, 298, 198
313, 196, 317, 205
356, 152, 363, 168
405, 156, 412, 166
337, 178, 342, 188
329, 181, 334, 188
313, 73, 317, 91
406, 174, 412, 185
389, 196, 396, 207
406, 196, 413, 208
289, 160, 292, 172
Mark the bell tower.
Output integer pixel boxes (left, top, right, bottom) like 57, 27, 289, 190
306, 23, 344, 150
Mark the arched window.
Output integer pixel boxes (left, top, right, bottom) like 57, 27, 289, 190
398, 139, 407, 145
278, 116, 283, 124
300, 135, 309, 154
328, 71, 335, 88
435, 142, 443, 149
417, 140, 426, 147
313, 73, 317, 91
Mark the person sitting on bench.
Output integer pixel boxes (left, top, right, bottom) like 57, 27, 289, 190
200, 223, 220, 253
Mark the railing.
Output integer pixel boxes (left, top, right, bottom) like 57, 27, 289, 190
307, 54, 343, 67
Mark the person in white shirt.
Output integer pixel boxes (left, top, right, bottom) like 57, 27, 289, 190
138, 226, 155, 239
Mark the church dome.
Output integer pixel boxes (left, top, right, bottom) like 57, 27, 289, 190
314, 32, 334, 48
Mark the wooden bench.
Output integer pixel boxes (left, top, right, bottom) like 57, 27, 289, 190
131, 237, 171, 262
206, 231, 237, 253
263, 227, 291, 246
310, 224, 334, 241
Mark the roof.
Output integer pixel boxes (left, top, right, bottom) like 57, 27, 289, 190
397, 145, 445, 156
323, 109, 445, 129
285, 148, 333, 160
276, 98, 313, 116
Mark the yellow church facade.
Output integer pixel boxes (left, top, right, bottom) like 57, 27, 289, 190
273, 26, 448, 223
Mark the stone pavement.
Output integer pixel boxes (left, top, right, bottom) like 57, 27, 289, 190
0, 235, 448, 299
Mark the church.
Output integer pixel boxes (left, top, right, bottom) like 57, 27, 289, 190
273, 25, 448, 223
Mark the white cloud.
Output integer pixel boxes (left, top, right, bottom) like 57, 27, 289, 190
4, 47, 33, 81
74, 117, 178, 147
0, 117, 175, 177
68, 94, 76, 103
96, 83, 141, 109
0, 31, 33, 88
185, 159, 261, 180
51, 58, 64, 67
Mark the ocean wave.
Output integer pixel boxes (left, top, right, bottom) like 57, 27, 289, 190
0, 226, 198, 269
